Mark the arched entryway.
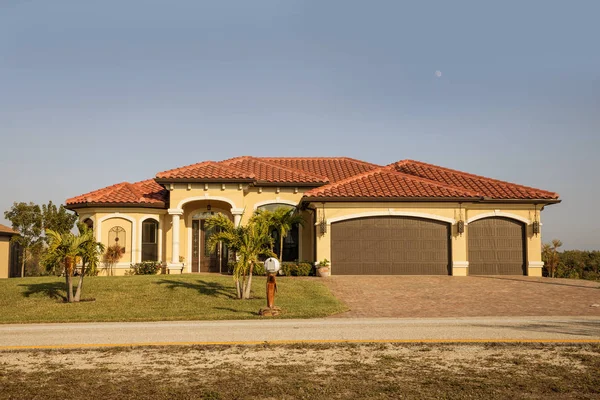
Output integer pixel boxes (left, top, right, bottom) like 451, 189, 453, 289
184, 200, 233, 273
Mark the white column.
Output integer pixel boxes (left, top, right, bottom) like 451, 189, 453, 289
168, 208, 183, 266
232, 208, 244, 227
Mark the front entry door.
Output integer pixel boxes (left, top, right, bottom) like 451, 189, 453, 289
192, 220, 200, 272
192, 219, 229, 273
200, 220, 217, 272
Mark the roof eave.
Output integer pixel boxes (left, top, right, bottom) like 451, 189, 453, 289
478, 198, 561, 205
302, 196, 480, 203
65, 202, 167, 210
154, 178, 255, 184
254, 181, 328, 187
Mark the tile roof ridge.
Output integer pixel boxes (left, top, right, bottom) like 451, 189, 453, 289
156, 160, 256, 179
305, 165, 482, 198
67, 181, 128, 203
339, 156, 382, 168
398, 160, 559, 198
122, 182, 146, 200
260, 156, 381, 167
222, 156, 330, 182
388, 167, 482, 197
304, 165, 390, 194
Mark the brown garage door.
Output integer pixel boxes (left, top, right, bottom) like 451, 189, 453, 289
468, 217, 526, 275
331, 217, 451, 275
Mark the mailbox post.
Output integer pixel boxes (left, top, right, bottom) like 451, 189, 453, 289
259, 258, 281, 316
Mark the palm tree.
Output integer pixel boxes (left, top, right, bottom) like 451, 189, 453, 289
269, 207, 305, 262
205, 214, 274, 299
44, 227, 100, 302
74, 223, 104, 301
542, 239, 563, 278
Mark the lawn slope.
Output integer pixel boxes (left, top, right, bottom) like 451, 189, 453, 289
0, 275, 347, 323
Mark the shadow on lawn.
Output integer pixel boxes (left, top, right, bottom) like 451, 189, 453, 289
155, 279, 236, 299
18, 282, 66, 301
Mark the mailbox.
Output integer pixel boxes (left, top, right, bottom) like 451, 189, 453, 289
264, 257, 281, 274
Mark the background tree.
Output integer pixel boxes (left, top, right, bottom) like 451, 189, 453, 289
206, 213, 274, 299
542, 239, 562, 278
4, 202, 43, 277
42, 201, 78, 237
44, 228, 96, 302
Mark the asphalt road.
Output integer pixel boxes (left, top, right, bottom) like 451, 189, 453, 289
1, 316, 599, 349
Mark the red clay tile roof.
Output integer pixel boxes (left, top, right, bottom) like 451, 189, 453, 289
66, 157, 559, 207
220, 157, 329, 185
156, 161, 255, 181
304, 166, 481, 199
66, 179, 167, 208
392, 160, 559, 200
261, 157, 379, 183
0, 223, 18, 235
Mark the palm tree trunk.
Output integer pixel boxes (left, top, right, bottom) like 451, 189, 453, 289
279, 231, 284, 262
244, 263, 254, 299
74, 263, 85, 302
65, 256, 74, 302
235, 279, 242, 299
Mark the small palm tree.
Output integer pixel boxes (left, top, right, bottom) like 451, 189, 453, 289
44, 227, 100, 302
269, 207, 305, 262
206, 214, 274, 299
74, 223, 104, 301
542, 239, 563, 278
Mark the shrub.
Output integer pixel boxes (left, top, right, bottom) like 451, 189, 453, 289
296, 262, 313, 276
280, 262, 312, 277
130, 261, 162, 275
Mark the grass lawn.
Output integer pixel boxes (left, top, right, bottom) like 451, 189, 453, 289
0, 274, 347, 324
1, 342, 599, 399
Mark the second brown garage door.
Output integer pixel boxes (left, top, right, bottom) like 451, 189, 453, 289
331, 217, 451, 275
468, 217, 526, 275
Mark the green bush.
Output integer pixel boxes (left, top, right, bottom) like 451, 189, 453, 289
280, 262, 313, 277
130, 261, 162, 275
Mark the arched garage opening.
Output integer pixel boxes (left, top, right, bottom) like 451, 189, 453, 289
468, 217, 526, 275
331, 216, 451, 275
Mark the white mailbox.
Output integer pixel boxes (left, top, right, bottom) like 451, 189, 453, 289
264, 257, 281, 274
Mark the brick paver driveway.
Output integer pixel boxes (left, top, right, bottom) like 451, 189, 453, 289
323, 276, 600, 318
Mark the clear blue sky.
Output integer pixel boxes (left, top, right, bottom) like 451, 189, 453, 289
1, 1, 598, 249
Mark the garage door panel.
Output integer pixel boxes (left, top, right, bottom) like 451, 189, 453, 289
331, 217, 451, 275
468, 217, 526, 275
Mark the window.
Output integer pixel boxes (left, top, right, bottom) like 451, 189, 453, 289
257, 204, 299, 262
108, 226, 126, 252
141, 220, 159, 261
83, 218, 93, 230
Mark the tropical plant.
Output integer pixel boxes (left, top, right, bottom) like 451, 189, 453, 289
103, 244, 124, 276
254, 207, 304, 262
73, 223, 104, 300
44, 227, 101, 302
130, 261, 162, 275
542, 239, 562, 278
205, 213, 274, 299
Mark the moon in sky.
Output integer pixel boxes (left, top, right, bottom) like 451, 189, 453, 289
435, 70, 442, 78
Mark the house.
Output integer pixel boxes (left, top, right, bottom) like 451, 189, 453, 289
0, 224, 20, 278
65, 157, 559, 276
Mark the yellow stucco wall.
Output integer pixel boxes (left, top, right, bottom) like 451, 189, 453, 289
77, 208, 166, 274
0, 236, 10, 279
310, 201, 543, 276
